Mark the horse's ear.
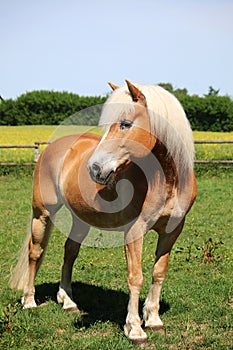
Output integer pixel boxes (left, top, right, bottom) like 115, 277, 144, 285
108, 82, 119, 91
125, 80, 146, 105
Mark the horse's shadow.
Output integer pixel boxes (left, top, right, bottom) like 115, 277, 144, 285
35, 282, 170, 329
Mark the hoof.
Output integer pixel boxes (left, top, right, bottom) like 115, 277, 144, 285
124, 325, 148, 345
145, 325, 166, 335
130, 337, 148, 345
23, 302, 37, 309
64, 306, 80, 313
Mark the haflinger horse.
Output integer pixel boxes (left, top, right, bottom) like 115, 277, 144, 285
10, 80, 196, 344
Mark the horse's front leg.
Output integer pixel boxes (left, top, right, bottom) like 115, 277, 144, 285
57, 218, 89, 311
124, 226, 147, 344
57, 237, 81, 311
143, 221, 184, 331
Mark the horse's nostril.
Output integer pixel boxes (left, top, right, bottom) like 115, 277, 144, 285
89, 162, 102, 181
92, 162, 101, 173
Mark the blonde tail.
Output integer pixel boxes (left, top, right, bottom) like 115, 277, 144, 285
9, 225, 31, 291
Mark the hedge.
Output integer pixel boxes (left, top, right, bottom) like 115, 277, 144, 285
0, 91, 107, 126
0, 87, 232, 131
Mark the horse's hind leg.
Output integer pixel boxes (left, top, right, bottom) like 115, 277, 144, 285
22, 206, 55, 308
143, 221, 185, 331
57, 217, 89, 311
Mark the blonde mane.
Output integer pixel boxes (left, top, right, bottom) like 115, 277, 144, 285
99, 83, 194, 176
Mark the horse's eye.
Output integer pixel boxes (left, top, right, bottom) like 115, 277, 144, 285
120, 119, 133, 130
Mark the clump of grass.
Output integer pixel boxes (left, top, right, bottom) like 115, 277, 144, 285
0, 303, 20, 335
201, 237, 224, 263
175, 237, 224, 263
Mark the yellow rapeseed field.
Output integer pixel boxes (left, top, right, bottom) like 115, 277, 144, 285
0, 126, 232, 163
0, 125, 101, 163
193, 131, 233, 161
193, 131, 233, 140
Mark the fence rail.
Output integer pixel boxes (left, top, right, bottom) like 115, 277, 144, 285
194, 140, 233, 164
194, 140, 233, 144
0, 141, 49, 165
0, 140, 233, 165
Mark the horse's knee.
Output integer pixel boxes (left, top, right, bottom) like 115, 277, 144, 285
153, 253, 169, 282
128, 272, 143, 291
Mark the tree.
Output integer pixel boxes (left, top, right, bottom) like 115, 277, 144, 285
158, 83, 174, 93
205, 86, 220, 97
0, 87, 232, 131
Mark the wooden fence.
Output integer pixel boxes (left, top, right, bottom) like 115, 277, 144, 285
0, 142, 49, 165
194, 140, 233, 164
0, 140, 233, 165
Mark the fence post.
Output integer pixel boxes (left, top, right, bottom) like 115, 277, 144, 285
34, 143, 39, 162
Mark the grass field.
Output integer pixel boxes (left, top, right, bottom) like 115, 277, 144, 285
0, 169, 232, 348
0, 126, 233, 163
0, 126, 233, 348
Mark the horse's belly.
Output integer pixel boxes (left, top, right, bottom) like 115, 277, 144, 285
65, 198, 143, 230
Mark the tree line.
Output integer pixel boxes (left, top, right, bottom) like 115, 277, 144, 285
0, 84, 232, 131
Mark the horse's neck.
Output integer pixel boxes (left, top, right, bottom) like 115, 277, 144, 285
152, 141, 178, 186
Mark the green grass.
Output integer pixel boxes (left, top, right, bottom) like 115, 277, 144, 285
0, 171, 232, 349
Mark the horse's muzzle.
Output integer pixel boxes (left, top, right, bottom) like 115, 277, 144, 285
88, 162, 114, 185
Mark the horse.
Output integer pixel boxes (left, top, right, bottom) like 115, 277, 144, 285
10, 80, 197, 344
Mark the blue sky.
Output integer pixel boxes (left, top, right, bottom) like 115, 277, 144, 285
1, 0, 233, 99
